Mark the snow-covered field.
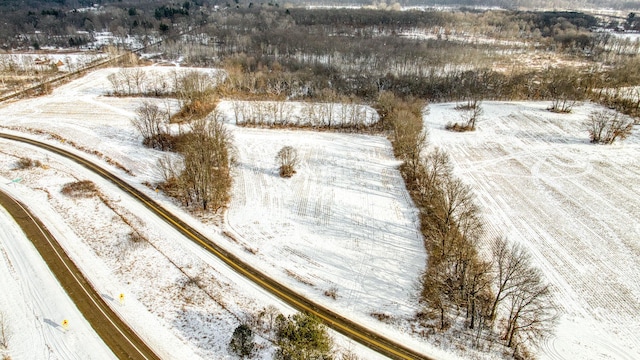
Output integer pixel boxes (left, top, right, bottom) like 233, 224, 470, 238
425, 102, 640, 360
226, 127, 426, 333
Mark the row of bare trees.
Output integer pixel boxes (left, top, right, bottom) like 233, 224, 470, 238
229, 99, 375, 129
108, 68, 222, 100
378, 92, 556, 357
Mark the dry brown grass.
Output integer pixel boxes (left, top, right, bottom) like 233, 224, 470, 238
60, 180, 98, 198
15, 157, 42, 169
170, 98, 218, 123
370, 312, 393, 323
324, 286, 338, 300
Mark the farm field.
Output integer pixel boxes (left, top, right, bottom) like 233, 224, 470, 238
425, 102, 640, 360
226, 126, 426, 327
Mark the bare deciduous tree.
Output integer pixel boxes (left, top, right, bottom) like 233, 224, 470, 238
503, 269, 555, 354
176, 70, 217, 118
490, 238, 556, 354
447, 101, 483, 132
392, 109, 428, 182
132, 101, 172, 150
276, 146, 299, 178
489, 238, 530, 321
180, 112, 234, 211
420, 261, 453, 330
545, 68, 584, 113
585, 109, 635, 144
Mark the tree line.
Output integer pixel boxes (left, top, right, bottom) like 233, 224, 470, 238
377, 93, 556, 358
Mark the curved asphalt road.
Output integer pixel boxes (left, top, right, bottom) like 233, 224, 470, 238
0, 188, 160, 360
0, 133, 433, 360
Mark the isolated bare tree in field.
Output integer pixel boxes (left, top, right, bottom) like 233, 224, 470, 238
132, 101, 172, 150
276, 146, 299, 178
463, 102, 483, 130
545, 68, 584, 113
447, 101, 483, 132
585, 109, 635, 144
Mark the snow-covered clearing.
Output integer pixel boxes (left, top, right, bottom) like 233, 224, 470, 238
0, 194, 115, 360
609, 31, 640, 42
226, 126, 429, 342
425, 102, 640, 360
0, 67, 454, 359
401, 29, 530, 48
598, 86, 640, 102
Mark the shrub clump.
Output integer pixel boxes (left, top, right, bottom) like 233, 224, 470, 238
276, 146, 299, 178
60, 180, 98, 198
15, 157, 42, 169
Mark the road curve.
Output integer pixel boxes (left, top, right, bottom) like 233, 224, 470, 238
0, 188, 160, 360
0, 133, 433, 360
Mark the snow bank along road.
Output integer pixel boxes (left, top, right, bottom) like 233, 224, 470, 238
0, 188, 159, 360
0, 133, 433, 360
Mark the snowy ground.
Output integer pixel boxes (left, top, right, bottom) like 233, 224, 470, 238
225, 126, 428, 340
425, 102, 640, 360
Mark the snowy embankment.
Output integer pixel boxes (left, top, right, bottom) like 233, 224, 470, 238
0, 67, 451, 359
0, 195, 115, 360
425, 102, 640, 360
